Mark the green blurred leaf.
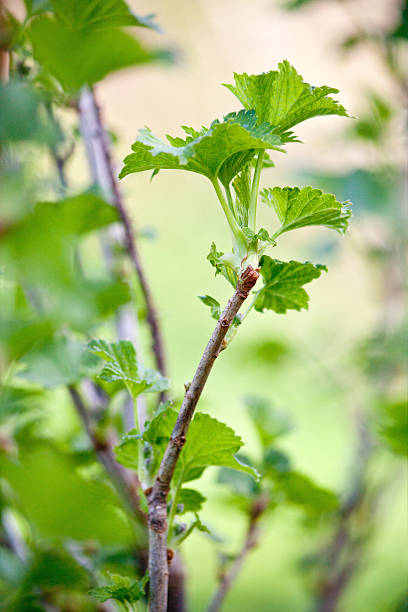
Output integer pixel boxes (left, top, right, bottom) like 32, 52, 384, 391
26, 548, 88, 590
261, 186, 351, 238
88, 339, 169, 398
89, 572, 148, 604
377, 400, 408, 457
18, 336, 100, 388
0, 80, 56, 144
24, 0, 52, 17
0, 386, 43, 422
224, 61, 349, 142
218, 467, 260, 498
198, 295, 221, 320
246, 396, 292, 447
254, 256, 327, 314
272, 471, 338, 517
178, 488, 206, 514
28, 16, 164, 91
0, 444, 133, 543
119, 110, 284, 183
50, 0, 158, 31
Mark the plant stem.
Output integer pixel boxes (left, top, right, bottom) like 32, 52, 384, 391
167, 472, 184, 543
211, 178, 247, 256
146, 266, 259, 612
78, 87, 168, 393
225, 183, 237, 218
248, 151, 264, 230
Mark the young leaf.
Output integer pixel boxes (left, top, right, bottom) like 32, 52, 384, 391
88, 339, 169, 398
232, 165, 251, 227
0, 386, 43, 422
254, 256, 327, 314
207, 242, 239, 288
261, 186, 351, 237
119, 111, 284, 183
175, 413, 259, 483
224, 60, 349, 141
178, 488, 206, 514
198, 295, 221, 321
89, 573, 148, 604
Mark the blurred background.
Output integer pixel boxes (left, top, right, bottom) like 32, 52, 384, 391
0, 0, 407, 611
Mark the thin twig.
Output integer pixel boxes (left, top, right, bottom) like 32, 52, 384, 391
206, 494, 269, 612
147, 266, 259, 612
77, 88, 168, 387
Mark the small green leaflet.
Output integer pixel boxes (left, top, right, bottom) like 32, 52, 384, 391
207, 243, 239, 288
198, 295, 241, 327
261, 186, 351, 237
254, 256, 327, 314
119, 110, 284, 184
178, 488, 206, 514
175, 412, 259, 483
88, 339, 169, 398
89, 573, 148, 604
224, 60, 349, 141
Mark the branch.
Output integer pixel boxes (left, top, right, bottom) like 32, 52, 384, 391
77, 88, 168, 385
206, 494, 268, 612
147, 266, 259, 612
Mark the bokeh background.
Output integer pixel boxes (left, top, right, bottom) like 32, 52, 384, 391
1, 0, 407, 611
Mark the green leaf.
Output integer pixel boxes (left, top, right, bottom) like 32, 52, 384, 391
245, 396, 292, 447
27, 548, 88, 590
207, 242, 239, 288
24, 0, 52, 17
114, 430, 141, 471
119, 110, 284, 183
274, 471, 338, 517
89, 573, 148, 604
28, 16, 164, 91
198, 295, 221, 321
88, 339, 169, 398
218, 467, 260, 498
175, 413, 259, 483
198, 294, 241, 327
0, 80, 56, 144
261, 186, 351, 237
50, 0, 158, 31
224, 60, 349, 141
0, 443, 133, 543
178, 488, 206, 514
254, 256, 327, 314
17, 336, 100, 388
0, 386, 43, 422
377, 400, 408, 457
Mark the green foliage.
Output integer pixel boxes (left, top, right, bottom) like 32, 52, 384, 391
89, 572, 148, 604
175, 412, 259, 482
207, 242, 239, 287
272, 471, 338, 517
0, 386, 43, 422
254, 256, 327, 313
178, 488, 207, 514
0, 443, 134, 544
49, 0, 158, 31
88, 339, 169, 398
18, 336, 100, 387
28, 17, 164, 92
119, 111, 284, 183
224, 60, 349, 140
246, 396, 292, 447
261, 186, 351, 237
377, 400, 408, 457
198, 294, 241, 327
